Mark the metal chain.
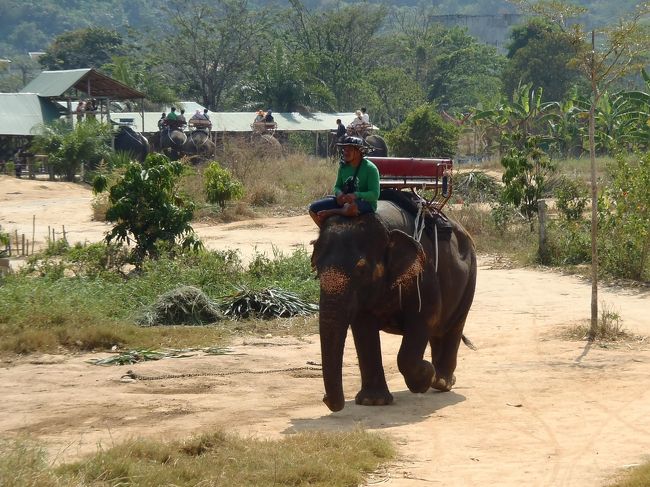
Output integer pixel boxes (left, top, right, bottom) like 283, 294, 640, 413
121, 362, 322, 381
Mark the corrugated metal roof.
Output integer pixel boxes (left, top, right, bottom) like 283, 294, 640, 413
0, 93, 63, 136
116, 111, 372, 133
21, 68, 145, 99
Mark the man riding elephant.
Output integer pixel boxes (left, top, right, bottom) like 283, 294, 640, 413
309, 136, 379, 228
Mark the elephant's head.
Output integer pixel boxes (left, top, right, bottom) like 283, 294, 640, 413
311, 214, 425, 411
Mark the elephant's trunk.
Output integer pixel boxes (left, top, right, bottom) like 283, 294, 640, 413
319, 293, 350, 412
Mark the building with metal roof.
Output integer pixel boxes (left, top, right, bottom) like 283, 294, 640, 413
115, 111, 367, 134
21, 68, 145, 100
0, 93, 63, 136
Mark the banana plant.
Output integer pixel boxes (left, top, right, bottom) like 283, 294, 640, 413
473, 83, 556, 154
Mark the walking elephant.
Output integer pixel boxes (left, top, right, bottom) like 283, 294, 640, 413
311, 190, 477, 412
365, 134, 388, 157
114, 126, 149, 162
154, 128, 216, 161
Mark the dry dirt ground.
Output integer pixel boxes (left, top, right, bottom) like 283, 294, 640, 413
1, 175, 650, 486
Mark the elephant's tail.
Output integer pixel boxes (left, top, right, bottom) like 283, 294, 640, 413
461, 334, 477, 351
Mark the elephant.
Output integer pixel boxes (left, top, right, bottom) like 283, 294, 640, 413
251, 133, 283, 159
365, 134, 388, 157
113, 125, 149, 162
152, 128, 216, 161
311, 189, 477, 412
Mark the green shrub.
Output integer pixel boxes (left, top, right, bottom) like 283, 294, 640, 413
555, 176, 589, 221
93, 153, 202, 266
454, 170, 501, 203
204, 161, 244, 210
386, 103, 459, 158
500, 136, 556, 225
598, 153, 650, 281
546, 219, 591, 265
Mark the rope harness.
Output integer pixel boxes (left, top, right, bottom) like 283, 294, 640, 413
188, 130, 209, 151
163, 127, 187, 148
397, 194, 442, 313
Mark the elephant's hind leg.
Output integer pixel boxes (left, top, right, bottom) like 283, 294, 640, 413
429, 324, 464, 392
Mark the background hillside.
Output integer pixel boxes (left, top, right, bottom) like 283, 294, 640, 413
0, 0, 642, 56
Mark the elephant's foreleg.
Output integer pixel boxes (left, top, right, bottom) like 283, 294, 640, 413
350, 319, 393, 406
397, 317, 434, 393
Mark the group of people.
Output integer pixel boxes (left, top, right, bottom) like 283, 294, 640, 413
334, 107, 371, 142
253, 109, 275, 124
310, 106, 378, 227
158, 107, 211, 131
346, 107, 371, 137
75, 99, 98, 122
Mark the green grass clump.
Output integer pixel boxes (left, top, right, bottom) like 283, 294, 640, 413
0, 245, 318, 355
1, 430, 394, 487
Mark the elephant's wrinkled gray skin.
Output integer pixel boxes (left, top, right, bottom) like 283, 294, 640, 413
311, 197, 477, 412
114, 126, 149, 162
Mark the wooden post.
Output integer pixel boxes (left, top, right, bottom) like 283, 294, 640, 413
21, 234, 25, 256
47, 225, 51, 244
538, 199, 548, 263
62, 225, 67, 243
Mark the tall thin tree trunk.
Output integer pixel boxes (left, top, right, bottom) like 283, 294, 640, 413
588, 30, 599, 340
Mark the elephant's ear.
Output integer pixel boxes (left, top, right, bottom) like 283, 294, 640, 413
386, 230, 425, 289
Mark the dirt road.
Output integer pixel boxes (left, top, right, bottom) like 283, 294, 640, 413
1, 175, 649, 486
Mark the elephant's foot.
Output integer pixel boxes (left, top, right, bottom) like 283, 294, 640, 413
403, 361, 435, 394
432, 373, 456, 392
355, 389, 394, 406
323, 394, 345, 412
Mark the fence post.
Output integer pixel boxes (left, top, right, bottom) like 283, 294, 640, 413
538, 199, 548, 263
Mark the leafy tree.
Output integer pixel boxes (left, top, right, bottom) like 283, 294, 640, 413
156, 0, 273, 110
426, 28, 506, 111
105, 56, 177, 107
502, 18, 584, 102
204, 162, 244, 210
39, 27, 125, 70
386, 104, 459, 157
367, 66, 426, 130
284, 1, 387, 109
31, 120, 112, 182
237, 43, 335, 112
0, 55, 41, 92
93, 153, 201, 266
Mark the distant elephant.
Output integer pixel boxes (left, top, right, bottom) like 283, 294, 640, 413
365, 134, 388, 157
251, 133, 282, 159
181, 129, 217, 161
154, 128, 216, 161
157, 127, 187, 160
311, 190, 477, 412
114, 126, 149, 162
